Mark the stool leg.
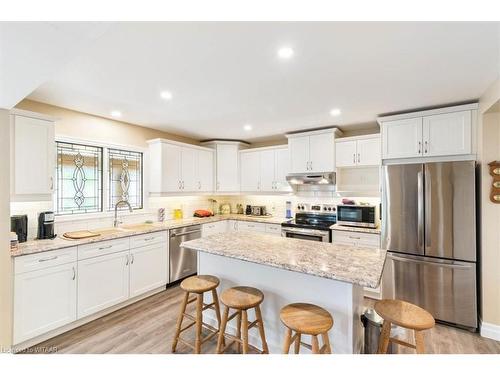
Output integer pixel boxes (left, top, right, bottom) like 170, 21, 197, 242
216, 306, 229, 354
171, 291, 189, 352
378, 320, 392, 354
211, 288, 225, 347
414, 330, 425, 354
311, 335, 320, 354
241, 309, 249, 354
194, 293, 203, 354
321, 332, 332, 354
236, 310, 242, 353
283, 328, 292, 354
254, 305, 269, 354
294, 332, 301, 354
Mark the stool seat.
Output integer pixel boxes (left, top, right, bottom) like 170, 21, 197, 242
280, 303, 333, 335
375, 299, 435, 331
220, 286, 264, 309
180, 275, 220, 293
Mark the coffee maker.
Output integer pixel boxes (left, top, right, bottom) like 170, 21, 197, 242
37, 211, 56, 240
11, 215, 28, 243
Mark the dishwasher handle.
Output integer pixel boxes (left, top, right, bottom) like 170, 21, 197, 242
170, 229, 201, 238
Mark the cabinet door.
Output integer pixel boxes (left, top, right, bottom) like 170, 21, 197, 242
197, 149, 214, 192
180, 147, 197, 191
335, 140, 357, 167
216, 144, 239, 191
422, 111, 471, 157
161, 143, 182, 192
382, 118, 422, 159
309, 133, 334, 172
77, 251, 129, 319
129, 243, 168, 298
13, 115, 55, 196
259, 149, 276, 191
240, 151, 260, 191
14, 262, 77, 344
274, 148, 292, 192
227, 220, 239, 232
357, 137, 381, 166
288, 136, 309, 173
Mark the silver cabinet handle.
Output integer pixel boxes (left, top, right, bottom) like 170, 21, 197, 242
131, 254, 134, 264
38, 255, 58, 262
349, 236, 361, 240
357, 153, 360, 163
50, 176, 54, 190
198, 181, 201, 190
182, 181, 185, 189
125, 254, 129, 266
418, 141, 422, 154
178, 181, 181, 189
72, 266, 76, 280
98, 245, 112, 250
353, 154, 356, 164
424, 141, 428, 154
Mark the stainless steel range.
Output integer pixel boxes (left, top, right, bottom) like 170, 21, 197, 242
281, 203, 336, 242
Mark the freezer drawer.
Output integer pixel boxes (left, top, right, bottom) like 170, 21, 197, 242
382, 252, 477, 328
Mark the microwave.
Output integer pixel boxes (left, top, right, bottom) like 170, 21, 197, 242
336, 204, 379, 228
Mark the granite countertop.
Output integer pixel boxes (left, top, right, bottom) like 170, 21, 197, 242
11, 214, 289, 257
330, 223, 381, 235
181, 232, 386, 288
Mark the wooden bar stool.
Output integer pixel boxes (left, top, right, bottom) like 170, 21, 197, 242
216, 286, 269, 354
171, 275, 223, 354
374, 299, 435, 354
280, 303, 333, 354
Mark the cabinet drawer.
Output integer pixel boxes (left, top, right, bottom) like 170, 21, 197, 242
331, 230, 380, 249
265, 224, 282, 235
130, 231, 166, 248
14, 247, 77, 274
78, 237, 130, 260
238, 221, 266, 232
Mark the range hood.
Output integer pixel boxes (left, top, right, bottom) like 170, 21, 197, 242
286, 172, 336, 186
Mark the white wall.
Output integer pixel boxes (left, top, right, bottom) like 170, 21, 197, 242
0, 109, 13, 348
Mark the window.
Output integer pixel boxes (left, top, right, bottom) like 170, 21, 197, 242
55, 141, 143, 215
55, 142, 103, 215
108, 148, 143, 211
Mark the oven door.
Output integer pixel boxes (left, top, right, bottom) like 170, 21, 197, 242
281, 227, 330, 242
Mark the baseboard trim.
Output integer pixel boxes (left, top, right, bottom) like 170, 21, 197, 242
480, 320, 500, 342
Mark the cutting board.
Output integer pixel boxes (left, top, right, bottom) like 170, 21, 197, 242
63, 230, 101, 240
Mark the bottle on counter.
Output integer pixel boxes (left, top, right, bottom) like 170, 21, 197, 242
286, 201, 292, 219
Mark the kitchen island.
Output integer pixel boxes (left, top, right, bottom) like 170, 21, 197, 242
181, 232, 386, 354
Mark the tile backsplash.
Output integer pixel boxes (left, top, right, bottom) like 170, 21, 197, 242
11, 192, 380, 240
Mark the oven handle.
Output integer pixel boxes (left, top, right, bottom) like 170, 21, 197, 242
281, 227, 330, 238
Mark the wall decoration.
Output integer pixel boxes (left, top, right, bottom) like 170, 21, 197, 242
488, 161, 500, 203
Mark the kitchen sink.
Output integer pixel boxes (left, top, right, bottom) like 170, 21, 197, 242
120, 223, 156, 231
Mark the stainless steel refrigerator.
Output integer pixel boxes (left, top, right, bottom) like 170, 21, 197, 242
381, 161, 477, 329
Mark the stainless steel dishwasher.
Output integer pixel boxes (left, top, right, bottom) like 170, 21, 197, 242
169, 224, 201, 283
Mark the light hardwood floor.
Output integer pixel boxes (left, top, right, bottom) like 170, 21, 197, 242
25, 285, 500, 354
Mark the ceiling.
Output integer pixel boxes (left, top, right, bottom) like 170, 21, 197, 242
22, 22, 500, 142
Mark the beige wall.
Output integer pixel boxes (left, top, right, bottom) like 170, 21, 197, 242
0, 109, 13, 348
15, 99, 199, 148
478, 77, 500, 329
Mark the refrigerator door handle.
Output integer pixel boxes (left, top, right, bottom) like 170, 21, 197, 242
417, 169, 424, 251
387, 254, 472, 270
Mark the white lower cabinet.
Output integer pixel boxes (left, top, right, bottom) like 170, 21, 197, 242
77, 251, 130, 319
129, 243, 168, 298
331, 229, 382, 299
14, 261, 77, 344
202, 221, 227, 236
237, 221, 266, 233
265, 224, 282, 236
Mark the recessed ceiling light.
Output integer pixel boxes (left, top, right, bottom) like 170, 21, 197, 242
330, 108, 341, 117
111, 110, 122, 118
160, 91, 173, 100
277, 46, 294, 59
243, 124, 253, 131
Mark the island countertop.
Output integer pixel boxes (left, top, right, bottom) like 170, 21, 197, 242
181, 232, 387, 288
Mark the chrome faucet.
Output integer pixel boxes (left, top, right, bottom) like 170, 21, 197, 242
113, 200, 133, 227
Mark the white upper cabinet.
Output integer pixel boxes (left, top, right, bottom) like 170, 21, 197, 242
239, 146, 291, 193
381, 118, 423, 159
202, 141, 247, 192
422, 111, 471, 156
196, 149, 214, 192
287, 129, 341, 173
379, 104, 476, 161
10, 112, 55, 199
336, 135, 381, 167
148, 139, 214, 194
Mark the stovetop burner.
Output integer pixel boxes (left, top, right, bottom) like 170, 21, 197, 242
281, 212, 337, 231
